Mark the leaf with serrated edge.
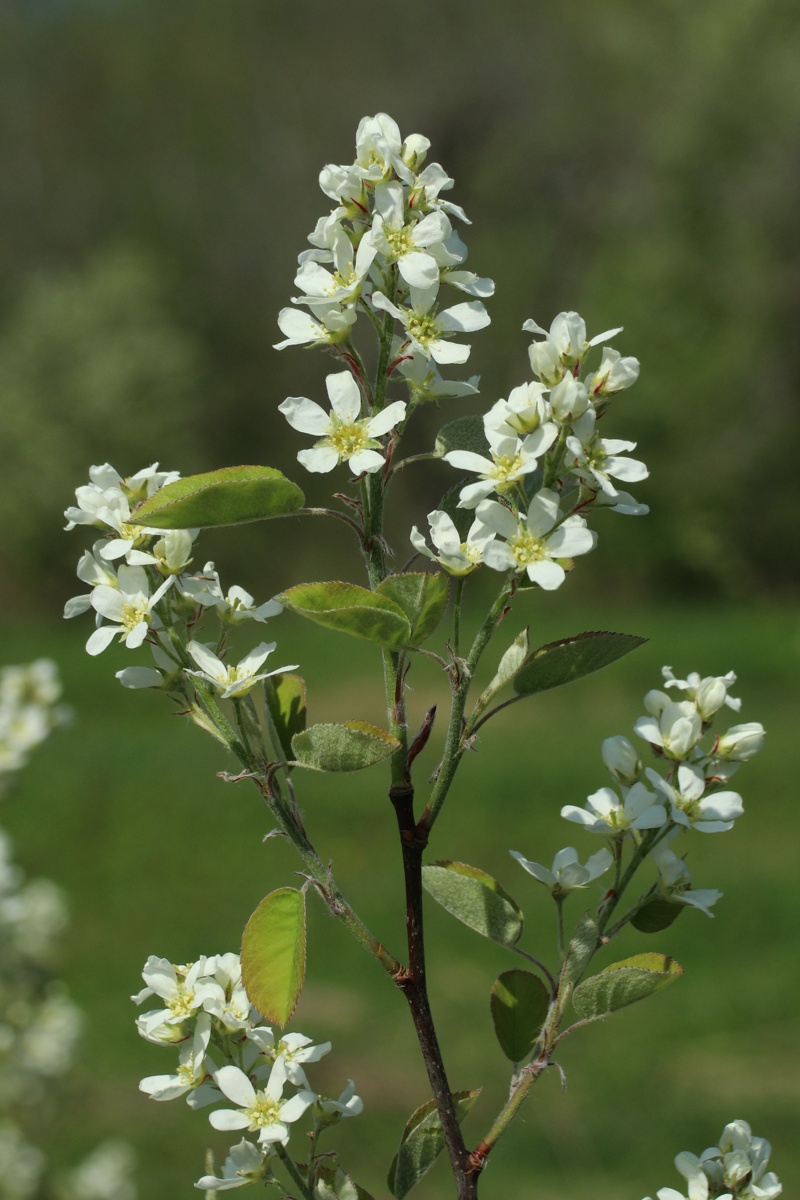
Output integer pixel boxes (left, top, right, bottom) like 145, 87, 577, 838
241, 888, 305, 1028
490, 969, 550, 1063
513, 631, 647, 697
433, 414, 489, 458
376, 573, 450, 646
131, 466, 304, 529
264, 673, 306, 762
422, 861, 523, 947
279, 581, 412, 649
387, 1090, 480, 1199
572, 953, 684, 1020
292, 722, 401, 772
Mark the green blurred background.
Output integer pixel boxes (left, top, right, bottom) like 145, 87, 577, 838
0, 0, 798, 1196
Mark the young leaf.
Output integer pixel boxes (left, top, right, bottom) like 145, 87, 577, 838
490, 969, 550, 1063
631, 896, 684, 933
241, 888, 305, 1028
561, 912, 599, 986
376, 573, 450, 646
513, 631, 647, 696
130, 465, 304, 529
572, 952, 684, 1020
278, 582, 412, 649
315, 1166, 375, 1200
422, 861, 524, 947
387, 1090, 480, 1199
433, 414, 489, 458
473, 629, 529, 718
264, 673, 306, 762
292, 722, 401, 772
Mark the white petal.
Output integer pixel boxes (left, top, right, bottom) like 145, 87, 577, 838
297, 446, 339, 473
209, 1110, 251, 1131
86, 625, 119, 656
348, 449, 385, 475
215, 1065, 256, 1107
326, 371, 362, 422
278, 396, 331, 436
367, 400, 407, 437
398, 250, 441, 290
527, 560, 566, 590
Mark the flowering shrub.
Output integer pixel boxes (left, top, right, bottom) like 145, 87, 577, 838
62, 114, 779, 1199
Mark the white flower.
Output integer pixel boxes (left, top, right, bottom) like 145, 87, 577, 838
634, 692, 704, 760
181, 564, 282, 625
662, 667, 741, 718
60, 1140, 137, 1200
116, 644, 182, 690
547, 374, 590, 422
523, 311, 622, 386
64, 462, 179, 529
133, 956, 222, 1041
651, 834, 722, 917
372, 291, 489, 365
86, 565, 174, 656
410, 510, 495, 576
601, 735, 643, 786
293, 225, 377, 307
566, 409, 649, 498
483, 382, 551, 439
209, 1060, 315, 1146
140, 1014, 212, 1101
279, 370, 405, 476
647, 765, 743, 833
585, 346, 640, 398
273, 303, 357, 350
478, 490, 596, 589
185, 642, 295, 700
446, 423, 558, 509
593, 488, 650, 516
64, 543, 119, 618
137, 529, 197, 575
246, 1029, 332, 1086
561, 781, 666, 835
715, 722, 766, 762
510, 846, 613, 892
194, 1138, 267, 1191
316, 1079, 364, 1120
371, 181, 451, 291
395, 349, 479, 404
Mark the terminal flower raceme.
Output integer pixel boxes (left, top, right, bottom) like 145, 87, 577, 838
279, 371, 406, 475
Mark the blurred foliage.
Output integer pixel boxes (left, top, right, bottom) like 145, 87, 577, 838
0, 0, 797, 601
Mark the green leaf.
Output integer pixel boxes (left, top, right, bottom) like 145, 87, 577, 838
572, 952, 684, 1020
376, 573, 450, 646
291, 721, 401, 772
475, 629, 530, 715
278, 581, 412, 649
513, 631, 647, 696
422, 861, 524, 947
241, 888, 305, 1028
264, 673, 307, 762
490, 969, 550, 1063
387, 1090, 480, 1199
130, 465, 304, 529
315, 1166, 375, 1200
433, 414, 489, 459
561, 912, 599, 987
631, 896, 684, 933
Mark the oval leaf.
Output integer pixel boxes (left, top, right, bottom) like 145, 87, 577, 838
561, 911, 599, 986
572, 952, 684, 1020
292, 721, 401, 772
376, 573, 450, 646
279, 581, 412, 649
631, 896, 684, 934
241, 888, 306, 1028
513, 631, 647, 696
387, 1090, 480, 1199
490, 969, 550, 1063
422, 861, 523, 947
131, 465, 304, 529
264, 673, 307, 763
433, 414, 489, 458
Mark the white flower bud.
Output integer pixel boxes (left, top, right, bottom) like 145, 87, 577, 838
716, 722, 766, 761
601, 735, 642, 785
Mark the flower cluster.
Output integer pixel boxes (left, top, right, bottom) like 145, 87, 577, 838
277, 112, 493, 477
64, 464, 295, 706
644, 1119, 781, 1199
513, 668, 763, 917
0, 660, 69, 791
133, 953, 362, 1191
413, 310, 644, 589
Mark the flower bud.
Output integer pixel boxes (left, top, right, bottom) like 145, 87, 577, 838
716, 722, 766, 761
601, 735, 642, 785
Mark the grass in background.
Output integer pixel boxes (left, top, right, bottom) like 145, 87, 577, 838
1, 596, 797, 1199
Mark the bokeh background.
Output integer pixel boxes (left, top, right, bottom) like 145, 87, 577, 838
1, 0, 798, 1197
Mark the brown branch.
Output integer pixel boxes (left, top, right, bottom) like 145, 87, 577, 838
389, 782, 481, 1199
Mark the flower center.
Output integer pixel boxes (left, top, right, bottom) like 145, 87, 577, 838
384, 225, 415, 258
328, 420, 372, 458
327, 265, 358, 295
167, 986, 195, 1018
120, 599, 150, 635
406, 310, 441, 347
508, 527, 546, 568
246, 1091, 282, 1130
490, 452, 525, 486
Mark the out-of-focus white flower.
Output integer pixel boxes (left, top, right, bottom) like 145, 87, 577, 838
194, 1138, 267, 1191
316, 1080, 364, 1120
57, 1140, 137, 1200
651, 834, 722, 917
634, 692, 704, 760
715, 722, 766, 762
0, 1120, 45, 1199
584, 346, 640, 399
410, 510, 495, 576
647, 765, 743, 833
140, 1015, 212, 1102
561, 781, 666, 835
185, 643, 295, 701
510, 846, 613, 893
279, 371, 405, 476
601, 735, 643, 786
